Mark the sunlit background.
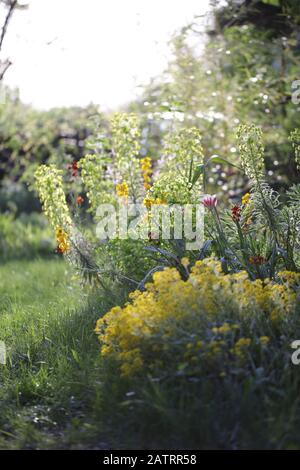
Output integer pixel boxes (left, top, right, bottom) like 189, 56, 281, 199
2, 0, 210, 110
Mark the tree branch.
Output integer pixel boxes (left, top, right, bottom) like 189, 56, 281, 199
0, 0, 18, 53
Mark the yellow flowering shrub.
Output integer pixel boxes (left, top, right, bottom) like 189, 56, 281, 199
95, 259, 299, 377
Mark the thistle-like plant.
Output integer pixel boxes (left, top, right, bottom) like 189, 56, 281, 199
289, 129, 300, 171
148, 127, 204, 204
34, 165, 72, 231
236, 124, 279, 239
78, 153, 114, 213
236, 124, 265, 182
111, 113, 144, 202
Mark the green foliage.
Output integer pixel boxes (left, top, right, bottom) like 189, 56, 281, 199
79, 153, 114, 211
290, 128, 300, 171
96, 259, 299, 376
149, 127, 204, 204
0, 90, 99, 212
111, 113, 143, 202
1, 258, 300, 449
34, 165, 72, 231
236, 124, 265, 182
131, 11, 300, 197
0, 212, 54, 261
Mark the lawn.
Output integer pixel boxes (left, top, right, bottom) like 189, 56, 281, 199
1, 258, 300, 450
0, 259, 111, 449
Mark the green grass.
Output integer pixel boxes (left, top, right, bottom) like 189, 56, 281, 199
0, 258, 116, 449
1, 258, 300, 450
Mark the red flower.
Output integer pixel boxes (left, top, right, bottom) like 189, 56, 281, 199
202, 195, 218, 209
68, 161, 78, 177
249, 255, 266, 265
231, 205, 241, 222
76, 195, 84, 205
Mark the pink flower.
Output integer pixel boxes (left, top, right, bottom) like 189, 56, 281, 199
202, 195, 218, 209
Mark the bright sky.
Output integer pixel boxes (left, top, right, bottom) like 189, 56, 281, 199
1, 0, 210, 110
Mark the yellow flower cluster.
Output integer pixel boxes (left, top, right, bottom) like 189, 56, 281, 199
278, 270, 300, 289
232, 337, 251, 359
143, 197, 166, 209
116, 182, 129, 199
55, 227, 70, 254
140, 157, 152, 191
212, 322, 239, 334
242, 192, 251, 205
259, 336, 270, 346
95, 259, 298, 376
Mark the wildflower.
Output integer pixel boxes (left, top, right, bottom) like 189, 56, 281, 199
181, 257, 190, 268
55, 227, 70, 254
154, 198, 165, 205
95, 259, 298, 377
231, 205, 242, 222
249, 255, 266, 265
68, 160, 79, 177
140, 157, 152, 191
76, 195, 84, 205
143, 197, 166, 209
202, 195, 217, 209
55, 227, 64, 238
116, 182, 129, 199
233, 337, 251, 359
144, 197, 152, 209
242, 192, 251, 205
78, 153, 115, 211
243, 217, 252, 231
212, 322, 231, 334
34, 165, 72, 230
235, 338, 251, 348
278, 271, 300, 288
218, 323, 231, 334
289, 129, 300, 171
259, 336, 270, 346
57, 241, 70, 254
236, 124, 265, 182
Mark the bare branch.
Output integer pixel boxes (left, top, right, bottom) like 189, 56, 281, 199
0, 0, 18, 53
0, 57, 11, 80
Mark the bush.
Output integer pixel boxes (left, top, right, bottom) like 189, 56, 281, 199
95, 258, 300, 377
0, 212, 55, 261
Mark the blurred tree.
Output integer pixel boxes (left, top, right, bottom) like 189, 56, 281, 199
0, 92, 102, 213
129, 0, 300, 200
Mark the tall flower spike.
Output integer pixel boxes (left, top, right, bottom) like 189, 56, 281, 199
34, 164, 72, 231
236, 124, 265, 183
111, 113, 142, 201
289, 129, 300, 171
152, 127, 204, 205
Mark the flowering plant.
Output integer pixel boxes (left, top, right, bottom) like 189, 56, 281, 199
199, 125, 300, 281
34, 116, 299, 287
95, 259, 300, 377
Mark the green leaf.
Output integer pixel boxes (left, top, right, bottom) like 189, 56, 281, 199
191, 164, 205, 185
261, 0, 280, 6
207, 156, 243, 171
71, 349, 80, 365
